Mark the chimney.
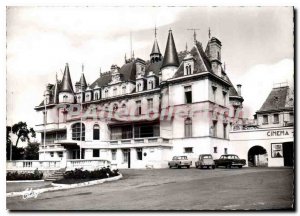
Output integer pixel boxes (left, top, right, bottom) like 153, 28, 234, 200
237, 84, 242, 96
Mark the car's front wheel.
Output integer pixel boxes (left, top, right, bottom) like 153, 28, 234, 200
226, 164, 231, 169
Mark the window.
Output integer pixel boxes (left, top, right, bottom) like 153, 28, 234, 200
223, 91, 227, 106
214, 147, 217, 153
113, 88, 117, 96
149, 81, 154, 89
93, 124, 100, 140
263, 115, 268, 124
122, 150, 129, 163
184, 118, 192, 137
223, 124, 227, 139
93, 149, 100, 157
136, 148, 143, 160
58, 152, 63, 158
184, 86, 192, 104
273, 114, 279, 124
111, 149, 117, 160
134, 124, 160, 138
122, 86, 126, 94
105, 89, 109, 98
147, 98, 153, 110
94, 92, 99, 100
137, 83, 142, 92
289, 113, 294, 122
136, 100, 142, 115
50, 152, 54, 157
217, 51, 220, 60
212, 86, 217, 102
212, 121, 217, 137
72, 123, 85, 141
113, 104, 118, 112
224, 148, 228, 154
63, 95, 68, 103
184, 147, 193, 153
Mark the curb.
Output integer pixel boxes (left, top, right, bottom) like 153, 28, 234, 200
7, 180, 45, 183
6, 174, 123, 198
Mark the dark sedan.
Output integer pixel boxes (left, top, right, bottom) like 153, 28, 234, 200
214, 154, 246, 168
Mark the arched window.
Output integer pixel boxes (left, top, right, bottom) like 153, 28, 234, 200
94, 92, 99, 100
93, 124, 100, 140
184, 118, 192, 137
188, 65, 192, 74
63, 95, 68, 103
186, 65, 189, 75
149, 81, 154, 89
72, 123, 85, 141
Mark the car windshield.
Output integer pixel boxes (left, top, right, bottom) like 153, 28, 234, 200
177, 156, 187, 160
221, 155, 239, 159
202, 155, 212, 159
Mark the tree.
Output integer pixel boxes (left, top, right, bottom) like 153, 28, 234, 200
24, 142, 39, 160
12, 122, 36, 147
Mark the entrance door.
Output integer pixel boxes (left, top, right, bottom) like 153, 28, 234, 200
283, 142, 294, 166
248, 145, 268, 167
127, 149, 131, 168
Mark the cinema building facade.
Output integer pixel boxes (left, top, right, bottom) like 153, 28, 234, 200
230, 85, 294, 167
33, 30, 245, 169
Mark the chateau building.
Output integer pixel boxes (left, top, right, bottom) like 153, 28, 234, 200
34, 29, 244, 168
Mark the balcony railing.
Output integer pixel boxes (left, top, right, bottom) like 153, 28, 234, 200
6, 160, 61, 171
108, 137, 170, 145
66, 159, 110, 171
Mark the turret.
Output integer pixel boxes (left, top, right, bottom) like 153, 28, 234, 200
161, 29, 179, 81
150, 39, 162, 63
206, 37, 222, 76
59, 63, 74, 103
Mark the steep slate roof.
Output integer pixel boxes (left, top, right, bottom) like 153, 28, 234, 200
145, 60, 163, 76
151, 39, 161, 55
257, 86, 291, 112
60, 63, 74, 93
90, 72, 112, 89
79, 73, 87, 88
38, 82, 61, 106
161, 30, 180, 68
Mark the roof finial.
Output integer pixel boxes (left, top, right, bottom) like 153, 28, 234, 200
81, 63, 84, 73
154, 24, 157, 38
187, 28, 200, 44
185, 42, 188, 52
208, 27, 211, 39
132, 50, 135, 59
224, 62, 226, 72
124, 53, 127, 63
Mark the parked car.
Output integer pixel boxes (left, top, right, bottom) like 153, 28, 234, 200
168, 156, 192, 169
214, 154, 246, 168
195, 154, 215, 169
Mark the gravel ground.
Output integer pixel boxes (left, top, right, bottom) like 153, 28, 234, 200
6, 167, 294, 210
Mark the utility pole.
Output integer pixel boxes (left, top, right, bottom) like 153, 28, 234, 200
187, 28, 201, 43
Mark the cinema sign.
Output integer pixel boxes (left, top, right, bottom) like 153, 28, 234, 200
267, 129, 293, 137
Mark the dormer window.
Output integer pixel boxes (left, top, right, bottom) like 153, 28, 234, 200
122, 86, 126, 94
113, 88, 117, 96
63, 95, 68, 103
149, 80, 154, 89
94, 92, 99, 100
137, 83, 142, 92
185, 64, 192, 75
104, 89, 109, 98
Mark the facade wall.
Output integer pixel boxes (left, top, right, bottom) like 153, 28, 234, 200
229, 127, 294, 167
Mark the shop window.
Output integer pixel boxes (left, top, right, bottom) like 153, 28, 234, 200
184, 147, 193, 153
93, 149, 100, 157
184, 86, 192, 104
137, 148, 143, 160
271, 143, 283, 158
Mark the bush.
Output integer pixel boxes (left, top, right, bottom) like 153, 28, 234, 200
63, 167, 119, 180
6, 169, 43, 180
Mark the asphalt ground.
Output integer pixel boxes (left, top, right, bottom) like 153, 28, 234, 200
6, 167, 294, 210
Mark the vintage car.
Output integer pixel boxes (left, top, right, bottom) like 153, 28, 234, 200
195, 154, 215, 169
168, 156, 192, 169
214, 154, 246, 168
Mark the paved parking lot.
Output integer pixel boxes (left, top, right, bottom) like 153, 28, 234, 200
7, 167, 294, 210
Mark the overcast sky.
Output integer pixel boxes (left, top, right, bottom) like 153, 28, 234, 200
7, 6, 294, 137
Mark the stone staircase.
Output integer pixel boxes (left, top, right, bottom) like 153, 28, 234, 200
45, 168, 66, 181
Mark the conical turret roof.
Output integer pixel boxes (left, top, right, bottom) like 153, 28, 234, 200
151, 39, 161, 55
60, 63, 74, 93
79, 73, 87, 89
161, 30, 179, 68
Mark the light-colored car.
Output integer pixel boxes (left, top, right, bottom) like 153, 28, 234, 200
195, 154, 215, 169
168, 156, 192, 169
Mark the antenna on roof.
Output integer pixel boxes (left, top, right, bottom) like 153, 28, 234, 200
187, 28, 200, 44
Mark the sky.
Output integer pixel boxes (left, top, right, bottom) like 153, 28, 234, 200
6, 6, 294, 142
